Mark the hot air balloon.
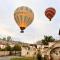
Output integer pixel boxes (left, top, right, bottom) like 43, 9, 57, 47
45, 7, 56, 21
14, 6, 34, 33
59, 29, 60, 35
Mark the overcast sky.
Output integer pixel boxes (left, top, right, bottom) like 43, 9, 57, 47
0, 0, 60, 43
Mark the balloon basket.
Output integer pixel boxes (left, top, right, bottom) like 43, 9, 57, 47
49, 19, 51, 21
20, 30, 24, 33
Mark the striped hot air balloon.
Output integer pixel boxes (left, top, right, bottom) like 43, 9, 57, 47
14, 6, 34, 33
45, 7, 56, 21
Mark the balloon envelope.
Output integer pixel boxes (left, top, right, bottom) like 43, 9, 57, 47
14, 6, 34, 33
45, 7, 56, 21
59, 29, 60, 35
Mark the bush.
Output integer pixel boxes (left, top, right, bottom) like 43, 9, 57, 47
37, 53, 42, 60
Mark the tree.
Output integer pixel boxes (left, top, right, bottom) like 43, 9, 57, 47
5, 44, 13, 55
5, 45, 12, 51
2, 37, 6, 40
0, 47, 1, 51
41, 36, 55, 45
0, 38, 2, 40
37, 50, 42, 60
13, 44, 21, 56
7, 36, 12, 42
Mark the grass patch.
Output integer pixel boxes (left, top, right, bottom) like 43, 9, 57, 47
11, 57, 34, 60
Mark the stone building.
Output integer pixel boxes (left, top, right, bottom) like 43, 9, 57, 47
38, 40, 60, 60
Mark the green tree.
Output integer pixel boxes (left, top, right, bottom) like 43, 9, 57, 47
0, 47, 1, 51
2, 37, 6, 40
5, 45, 12, 51
13, 44, 21, 56
5, 44, 13, 55
42, 36, 55, 45
7, 36, 12, 42
37, 50, 42, 60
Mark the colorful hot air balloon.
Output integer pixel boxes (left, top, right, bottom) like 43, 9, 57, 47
45, 7, 56, 21
14, 6, 34, 33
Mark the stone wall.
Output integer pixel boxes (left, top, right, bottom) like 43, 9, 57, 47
0, 51, 10, 56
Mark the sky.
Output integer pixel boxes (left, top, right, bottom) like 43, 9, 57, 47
0, 0, 60, 43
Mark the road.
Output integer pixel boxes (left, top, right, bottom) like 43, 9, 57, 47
0, 56, 21, 60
